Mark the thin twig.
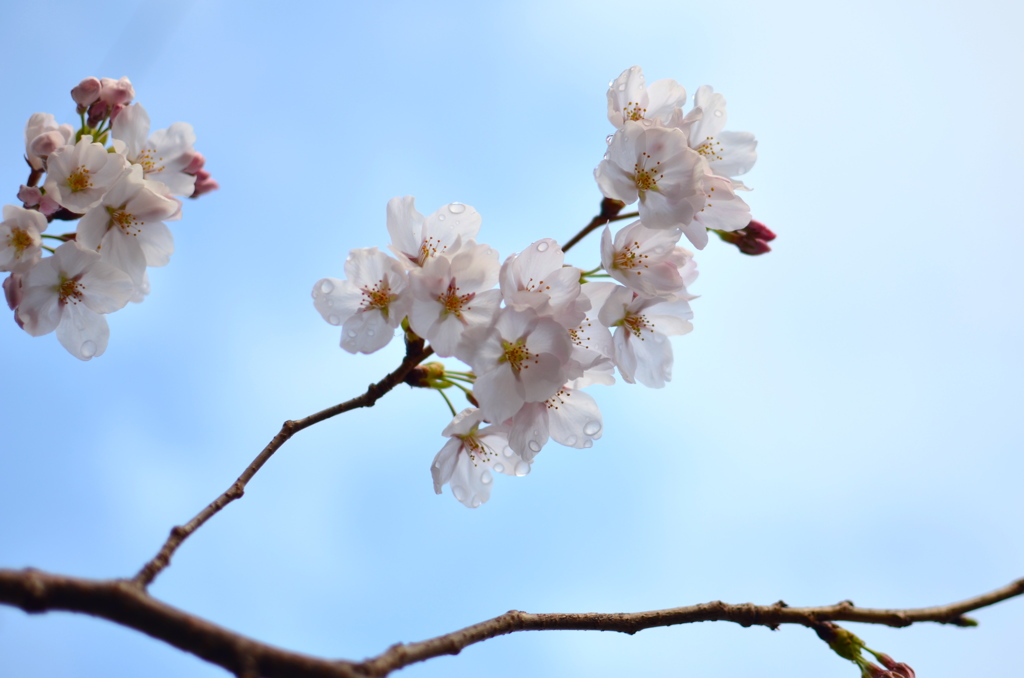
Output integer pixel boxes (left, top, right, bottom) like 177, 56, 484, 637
2, 568, 1020, 678
561, 198, 628, 253
132, 339, 434, 588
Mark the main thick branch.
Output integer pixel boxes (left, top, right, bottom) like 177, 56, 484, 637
1, 568, 1021, 678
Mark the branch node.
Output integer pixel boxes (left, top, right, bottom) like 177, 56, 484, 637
170, 525, 187, 539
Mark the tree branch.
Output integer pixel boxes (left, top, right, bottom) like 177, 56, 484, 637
1, 568, 1020, 678
132, 338, 434, 589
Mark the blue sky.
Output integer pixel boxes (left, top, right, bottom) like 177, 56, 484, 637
1, 1, 1023, 676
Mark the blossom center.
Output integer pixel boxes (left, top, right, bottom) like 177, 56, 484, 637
360, 279, 394, 317
546, 388, 570, 410
136, 148, 164, 174
500, 337, 534, 373
418, 236, 447, 266
66, 165, 93, 193
109, 206, 142, 236
459, 433, 496, 466
438, 281, 475, 319
621, 313, 652, 339
7, 228, 33, 257
613, 240, 648, 274
694, 136, 724, 162
58, 277, 85, 305
624, 102, 646, 121
632, 152, 662, 192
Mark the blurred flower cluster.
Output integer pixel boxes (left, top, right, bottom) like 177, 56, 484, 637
313, 66, 770, 507
2, 76, 216, 360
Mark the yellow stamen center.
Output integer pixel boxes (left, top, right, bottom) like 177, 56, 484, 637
66, 165, 93, 193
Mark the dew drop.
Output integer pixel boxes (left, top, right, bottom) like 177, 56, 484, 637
714, 110, 723, 117
617, 83, 626, 92
494, 463, 505, 473
608, 80, 614, 88
328, 314, 341, 325
481, 470, 493, 485
471, 496, 482, 508
583, 420, 602, 436
80, 340, 97, 359
502, 446, 514, 457
564, 434, 578, 446
325, 299, 334, 307
536, 241, 549, 253
319, 279, 334, 294
367, 329, 376, 336
583, 440, 593, 449
437, 214, 446, 221
347, 329, 357, 338
603, 153, 609, 160
528, 440, 541, 453
641, 119, 653, 128
452, 486, 465, 501
448, 202, 466, 214
605, 134, 614, 145
514, 461, 530, 477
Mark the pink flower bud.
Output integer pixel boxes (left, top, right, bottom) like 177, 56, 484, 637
183, 151, 206, 174
190, 170, 220, 198
86, 101, 108, 128
876, 654, 915, 678
38, 194, 62, 217
71, 77, 102, 108
109, 103, 125, 122
28, 130, 67, 159
4, 272, 24, 313
744, 219, 776, 242
99, 76, 135, 106
18, 186, 42, 207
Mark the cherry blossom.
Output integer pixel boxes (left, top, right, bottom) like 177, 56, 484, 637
499, 238, 588, 329
386, 196, 481, 269
606, 65, 689, 130
312, 247, 411, 354
44, 136, 126, 213
76, 165, 181, 288
407, 241, 502, 357
600, 222, 694, 297
458, 307, 575, 423
508, 385, 603, 461
0, 205, 48, 272
598, 286, 694, 388
431, 408, 529, 508
687, 85, 758, 182
594, 122, 708, 245
16, 241, 133, 360
112, 103, 198, 197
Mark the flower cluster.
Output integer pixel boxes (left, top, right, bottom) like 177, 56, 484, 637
3, 77, 216, 360
311, 66, 765, 507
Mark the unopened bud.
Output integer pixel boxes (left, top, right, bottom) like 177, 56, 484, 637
875, 653, 915, 678
28, 130, 66, 159
18, 186, 42, 207
183, 151, 206, 174
404, 362, 448, 388
71, 77, 102, 108
86, 100, 109, 128
38, 194, 62, 217
190, 170, 219, 198
4, 273, 23, 313
744, 219, 776, 242
99, 76, 135, 106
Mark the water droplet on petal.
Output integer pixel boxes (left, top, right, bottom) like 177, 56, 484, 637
448, 202, 466, 214
641, 119, 652, 128
320, 280, 334, 294
328, 314, 341, 325
481, 470, 493, 485
471, 497, 482, 508
617, 83, 626, 92
605, 134, 614, 145
514, 461, 530, 476
583, 420, 602, 436
325, 299, 334, 307
347, 329, 357, 338
564, 434, 578, 446
536, 241, 549, 253
437, 214, 446, 221
452, 486, 464, 501
80, 340, 96, 358
503, 446, 514, 457
714, 110, 723, 117
367, 329, 376, 336
603, 153, 609, 160
583, 440, 593, 449
528, 440, 541, 453
494, 463, 505, 473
